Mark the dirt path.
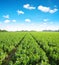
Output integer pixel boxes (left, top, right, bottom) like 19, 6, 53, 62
2, 34, 26, 65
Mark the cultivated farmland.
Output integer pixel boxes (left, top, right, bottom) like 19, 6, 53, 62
0, 32, 59, 65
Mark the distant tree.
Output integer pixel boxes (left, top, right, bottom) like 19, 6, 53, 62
42, 30, 59, 32
42, 30, 52, 32
0, 29, 8, 32
30, 30, 36, 32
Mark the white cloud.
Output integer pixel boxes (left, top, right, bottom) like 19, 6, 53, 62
23, 4, 35, 10
0, 22, 2, 26
38, 5, 58, 13
4, 19, 16, 23
12, 20, 16, 22
38, 5, 50, 12
17, 10, 24, 15
49, 8, 58, 13
0, 22, 59, 31
3, 15, 9, 18
4, 20, 10, 23
25, 19, 31, 22
43, 19, 48, 22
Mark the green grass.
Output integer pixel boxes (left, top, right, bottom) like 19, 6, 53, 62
0, 32, 59, 65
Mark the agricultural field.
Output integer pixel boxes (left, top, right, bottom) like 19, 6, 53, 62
0, 32, 59, 65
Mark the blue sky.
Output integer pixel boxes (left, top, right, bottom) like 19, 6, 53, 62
0, 0, 59, 31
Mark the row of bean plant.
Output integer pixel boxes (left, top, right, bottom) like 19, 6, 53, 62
30, 32, 59, 65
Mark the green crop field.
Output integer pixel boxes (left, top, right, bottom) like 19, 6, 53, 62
0, 32, 59, 65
